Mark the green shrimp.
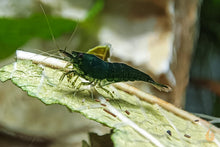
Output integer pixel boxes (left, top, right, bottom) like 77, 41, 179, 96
59, 48, 171, 92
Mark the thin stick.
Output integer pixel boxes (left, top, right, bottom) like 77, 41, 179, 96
16, 50, 69, 70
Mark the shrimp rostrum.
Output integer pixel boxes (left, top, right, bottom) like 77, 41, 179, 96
59, 49, 172, 93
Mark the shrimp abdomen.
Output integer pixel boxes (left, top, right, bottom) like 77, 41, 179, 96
107, 63, 152, 82
106, 63, 171, 92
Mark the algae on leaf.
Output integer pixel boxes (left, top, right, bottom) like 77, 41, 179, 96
0, 57, 220, 147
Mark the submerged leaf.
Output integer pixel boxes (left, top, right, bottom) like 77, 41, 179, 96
0, 60, 219, 147
0, 14, 76, 60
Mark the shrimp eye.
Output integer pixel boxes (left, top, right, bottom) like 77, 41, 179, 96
78, 53, 84, 58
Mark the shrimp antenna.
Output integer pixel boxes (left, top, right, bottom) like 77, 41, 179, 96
40, 4, 60, 50
64, 22, 79, 51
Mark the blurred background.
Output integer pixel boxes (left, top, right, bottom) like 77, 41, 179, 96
0, 0, 219, 146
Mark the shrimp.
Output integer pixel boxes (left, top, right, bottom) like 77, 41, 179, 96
59, 49, 172, 92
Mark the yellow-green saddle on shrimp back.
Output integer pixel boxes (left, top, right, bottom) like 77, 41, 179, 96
87, 44, 111, 61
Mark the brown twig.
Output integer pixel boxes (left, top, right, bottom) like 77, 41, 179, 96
191, 78, 220, 97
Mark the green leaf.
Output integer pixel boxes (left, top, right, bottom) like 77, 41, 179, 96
85, 0, 104, 21
0, 14, 76, 60
0, 59, 220, 146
